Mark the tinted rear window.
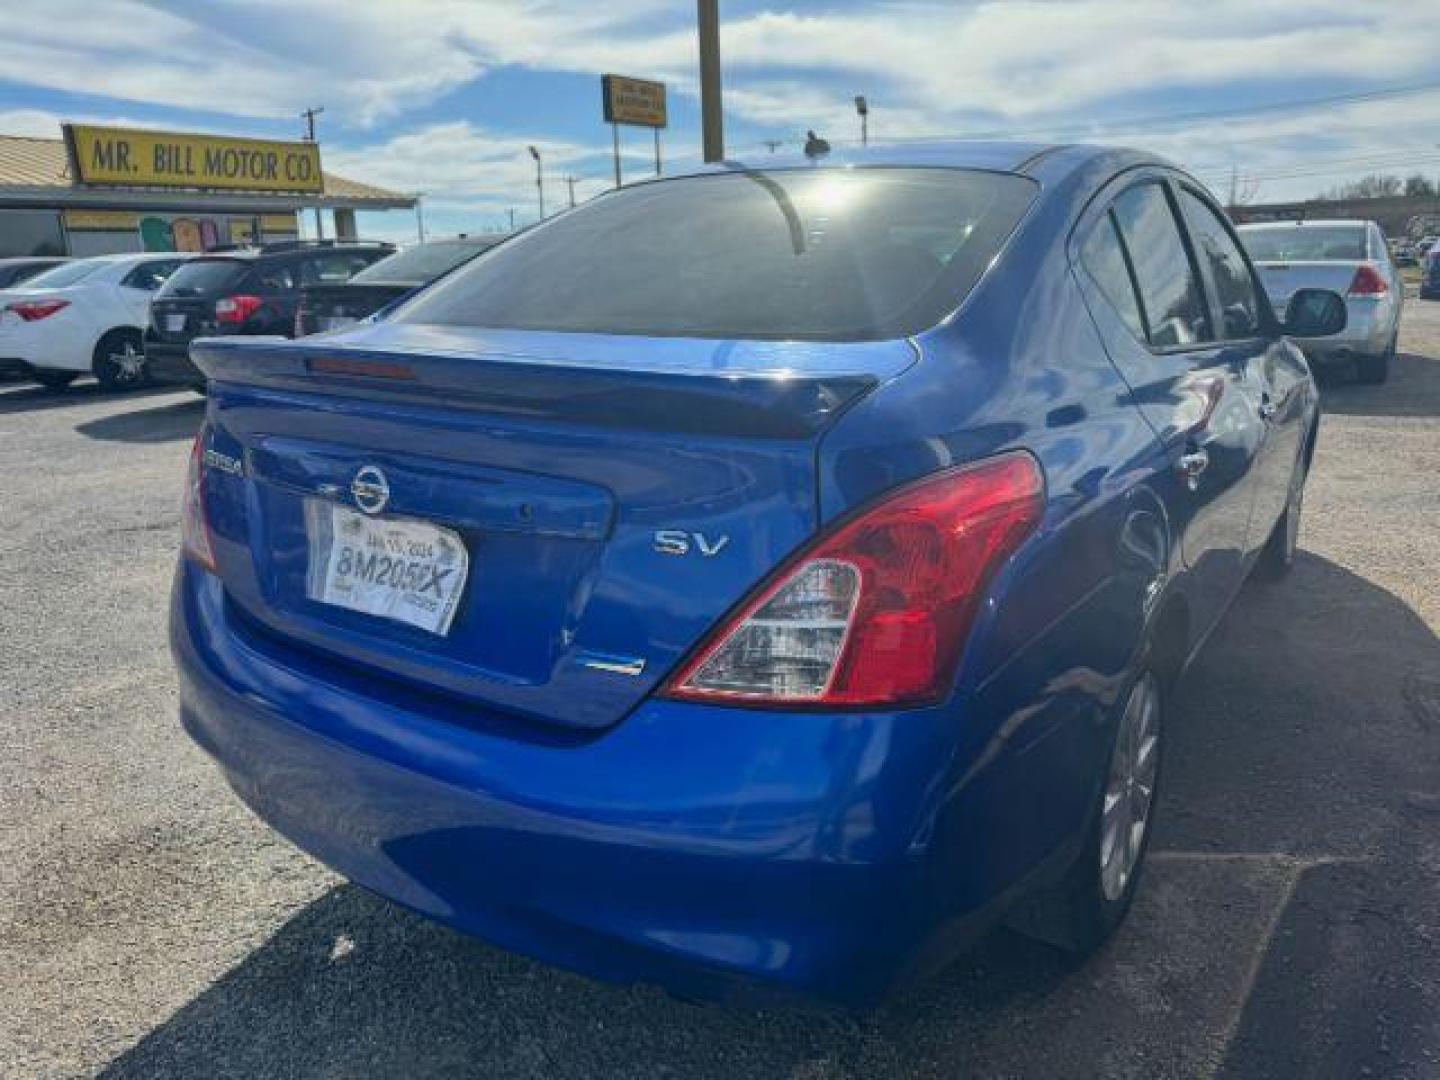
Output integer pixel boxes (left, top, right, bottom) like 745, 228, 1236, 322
395, 168, 1037, 341
156, 259, 249, 298
1240, 226, 1367, 262
351, 242, 491, 284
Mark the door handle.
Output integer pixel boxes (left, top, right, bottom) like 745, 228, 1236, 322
1177, 446, 1209, 490
1258, 396, 1278, 421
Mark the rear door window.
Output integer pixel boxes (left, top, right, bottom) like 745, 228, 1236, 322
1177, 190, 1262, 340
1111, 183, 1211, 348
1080, 212, 1147, 340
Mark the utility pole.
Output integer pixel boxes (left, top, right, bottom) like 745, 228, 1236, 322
528, 145, 544, 221
415, 193, 426, 243
507, 207, 516, 232
697, 0, 723, 162
763, 139, 783, 153
301, 106, 325, 240
854, 95, 869, 147
566, 176, 577, 209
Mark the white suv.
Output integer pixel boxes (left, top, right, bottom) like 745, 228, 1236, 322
0, 252, 191, 391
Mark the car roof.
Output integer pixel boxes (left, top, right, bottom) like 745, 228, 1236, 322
1237, 219, 1373, 229
192, 243, 392, 262
653, 140, 1171, 183
75, 251, 193, 264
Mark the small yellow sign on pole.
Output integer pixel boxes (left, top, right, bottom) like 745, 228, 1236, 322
601, 76, 668, 128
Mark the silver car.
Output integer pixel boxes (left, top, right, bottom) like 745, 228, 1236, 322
1237, 219, 1401, 383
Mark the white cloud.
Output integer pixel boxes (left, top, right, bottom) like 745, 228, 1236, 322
2, 1, 1439, 208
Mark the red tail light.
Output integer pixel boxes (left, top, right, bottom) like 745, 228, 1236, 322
181, 433, 217, 572
1347, 265, 1387, 296
215, 294, 263, 324
8, 298, 70, 321
661, 452, 1045, 709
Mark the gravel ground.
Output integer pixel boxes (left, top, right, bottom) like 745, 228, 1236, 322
2, 304, 1439, 1079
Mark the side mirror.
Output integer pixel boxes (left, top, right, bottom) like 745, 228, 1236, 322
1282, 288, 1347, 338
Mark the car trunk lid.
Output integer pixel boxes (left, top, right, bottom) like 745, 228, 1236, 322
1250, 260, 1371, 310
192, 323, 912, 731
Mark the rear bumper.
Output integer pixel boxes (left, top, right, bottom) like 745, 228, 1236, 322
171, 560, 1002, 1006
144, 335, 204, 386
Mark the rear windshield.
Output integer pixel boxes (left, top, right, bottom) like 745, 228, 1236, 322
155, 258, 249, 298
1240, 226, 1367, 262
22, 261, 101, 288
351, 241, 494, 285
394, 167, 1037, 341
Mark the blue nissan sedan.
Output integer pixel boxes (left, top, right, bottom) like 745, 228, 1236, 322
172, 142, 1346, 1006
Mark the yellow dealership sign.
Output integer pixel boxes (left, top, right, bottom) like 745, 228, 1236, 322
64, 124, 323, 194
601, 75, 667, 128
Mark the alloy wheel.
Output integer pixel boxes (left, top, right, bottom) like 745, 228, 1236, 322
1099, 672, 1160, 902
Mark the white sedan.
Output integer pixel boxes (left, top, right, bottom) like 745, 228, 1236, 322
0, 252, 191, 391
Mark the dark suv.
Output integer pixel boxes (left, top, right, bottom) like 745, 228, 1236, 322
145, 240, 393, 387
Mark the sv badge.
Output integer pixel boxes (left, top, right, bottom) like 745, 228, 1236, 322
654, 530, 730, 557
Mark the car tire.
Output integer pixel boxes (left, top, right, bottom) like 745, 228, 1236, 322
1354, 336, 1394, 385
1008, 668, 1163, 954
1255, 459, 1306, 582
92, 329, 148, 392
32, 370, 78, 391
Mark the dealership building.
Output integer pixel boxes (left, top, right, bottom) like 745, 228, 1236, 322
0, 124, 415, 258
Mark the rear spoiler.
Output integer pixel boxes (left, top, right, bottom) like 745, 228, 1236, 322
190, 336, 880, 439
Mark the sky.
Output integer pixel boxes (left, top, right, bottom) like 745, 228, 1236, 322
2, 0, 1440, 242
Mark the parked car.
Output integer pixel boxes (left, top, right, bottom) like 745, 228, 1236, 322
0, 256, 68, 288
1388, 238, 1416, 268
294, 235, 507, 336
1237, 219, 1401, 383
0, 252, 190, 390
145, 240, 394, 388
172, 143, 1345, 1007
1421, 239, 1440, 301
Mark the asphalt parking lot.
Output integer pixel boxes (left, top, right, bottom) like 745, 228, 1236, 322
3, 305, 1439, 1080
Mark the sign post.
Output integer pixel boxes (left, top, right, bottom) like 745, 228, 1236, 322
601, 75, 668, 187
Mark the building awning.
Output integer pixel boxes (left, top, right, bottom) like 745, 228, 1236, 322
0, 135, 414, 212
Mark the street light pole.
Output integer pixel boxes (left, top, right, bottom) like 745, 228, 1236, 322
415, 192, 426, 243
566, 175, 577, 209
854, 95, 869, 147
528, 145, 544, 221
301, 105, 326, 239
697, 0, 723, 162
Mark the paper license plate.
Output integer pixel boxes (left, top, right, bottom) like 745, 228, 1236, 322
165, 313, 186, 332
304, 500, 468, 635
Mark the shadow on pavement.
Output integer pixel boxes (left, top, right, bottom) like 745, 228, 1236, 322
1317, 350, 1440, 418
99, 553, 1440, 1079
75, 398, 204, 443
0, 381, 181, 416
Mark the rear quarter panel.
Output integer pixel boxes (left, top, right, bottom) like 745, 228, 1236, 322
815, 160, 1172, 924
